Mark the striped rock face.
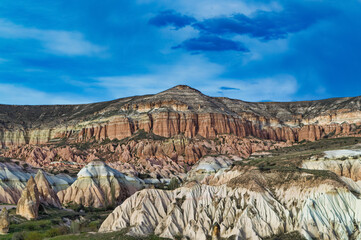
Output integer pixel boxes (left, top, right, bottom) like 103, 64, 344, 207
1, 85, 361, 149
99, 161, 361, 240
0, 162, 74, 204
57, 161, 144, 208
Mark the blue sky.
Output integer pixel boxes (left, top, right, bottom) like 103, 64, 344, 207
0, 0, 360, 104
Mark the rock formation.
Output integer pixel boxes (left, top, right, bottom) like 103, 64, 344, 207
302, 149, 361, 181
99, 166, 361, 240
2, 136, 289, 179
0, 162, 31, 204
211, 223, 220, 240
0, 162, 74, 204
34, 170, 62, 208
16, 176, 40, 220
1, 85, 361, 148
0, 208, 10, 234
57, 161, 144, 208
186, 155, 237, 182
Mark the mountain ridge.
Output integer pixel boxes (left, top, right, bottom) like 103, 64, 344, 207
0, 85, 360, 148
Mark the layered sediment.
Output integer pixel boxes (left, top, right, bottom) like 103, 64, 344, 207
99, 168, 361, 240
57, 161, 144, 208
1, 85, 361, 148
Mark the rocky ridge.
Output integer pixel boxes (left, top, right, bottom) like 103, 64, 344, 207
1, 85, 361, 148
1, 135, 289, 179
99, 167, 361, 240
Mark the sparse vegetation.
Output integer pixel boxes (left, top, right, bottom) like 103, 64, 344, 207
0, 207, 112, 240
168, 177, 181, 190
264, 231, 306, 240
234, 137, 361, 182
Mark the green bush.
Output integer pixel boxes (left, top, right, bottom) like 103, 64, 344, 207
39, 226, 70, 238
70, 220, 81, 234
45, 228, 61, 238
12, 232, 25, 240
87, 220, 101, 231
168, 178, 180, 190
24, 232, 43, 240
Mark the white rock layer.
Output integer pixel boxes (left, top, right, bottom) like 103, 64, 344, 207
100, 170, 361, 240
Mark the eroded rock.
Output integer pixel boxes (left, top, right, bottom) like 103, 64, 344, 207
16, 176, 40, 220
34, 170, 62, 208
0, 208, 10, 234
57, 161, 144, 208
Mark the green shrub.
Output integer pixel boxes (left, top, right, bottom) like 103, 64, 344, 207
45, 228, 61, 237
24, 232, 43, 240
58, 226, 70, 235
168, 178, 180, 190
12, 232, 25, 240
70, 220, 81, 234
87, 220, 100, 231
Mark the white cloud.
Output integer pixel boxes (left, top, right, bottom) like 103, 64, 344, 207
0, 84, 92, 105
95, 55, 298, 102
205, 75, 299, 102
0, 19, 105, 56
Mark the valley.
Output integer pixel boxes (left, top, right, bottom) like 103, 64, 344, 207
0, 86, 361, 240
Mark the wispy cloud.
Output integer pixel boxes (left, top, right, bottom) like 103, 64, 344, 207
0, 83, 92, 105
0, 19, 105, 56
209, 75, 299, 102
95, 55, 298, 102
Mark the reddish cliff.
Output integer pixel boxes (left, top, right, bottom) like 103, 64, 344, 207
1, 85, 361, 148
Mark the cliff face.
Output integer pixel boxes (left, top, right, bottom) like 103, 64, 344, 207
1, 85, 361, 148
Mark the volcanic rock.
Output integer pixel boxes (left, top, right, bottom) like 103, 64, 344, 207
1, 85, 361, 148
99, 167, 361, 240
57, 161, 144, 208
0, 162, 30, 204
16, 176, 40, 220
34, 170, 62, 208
0, 208, 10, 234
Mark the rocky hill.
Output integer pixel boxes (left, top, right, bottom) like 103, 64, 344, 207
99, 139, 361, 240
1, 85, 361, 148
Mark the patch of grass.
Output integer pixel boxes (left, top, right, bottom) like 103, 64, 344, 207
48, 229, 171, 240
0, 207, 116, 240
264, 231, 306, 240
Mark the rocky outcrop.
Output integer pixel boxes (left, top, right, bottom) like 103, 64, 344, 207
1, 85, 361, 148
34, 170, 62, 208
0, 208, 10, 234
2, 136, 289, 179
57, 161, 144, 208
0, 162, 30, 204
302, 149, 361, 181
99, 168, 361, 240
0, 162, 73, 204
186, 155, 238, 182
16, 176, 40, 220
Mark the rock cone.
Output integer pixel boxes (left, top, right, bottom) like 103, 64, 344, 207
16, 176, 40, 220
57, 161, 143, 208
34, 170, 62, 208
